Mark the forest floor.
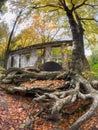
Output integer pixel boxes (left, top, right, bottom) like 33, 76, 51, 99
0, 80, 98, 130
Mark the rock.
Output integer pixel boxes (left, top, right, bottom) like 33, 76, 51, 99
0, 100, 8, 108
40, 61, 63, 71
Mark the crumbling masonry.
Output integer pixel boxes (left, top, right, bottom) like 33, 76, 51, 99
7, 40, 73, 70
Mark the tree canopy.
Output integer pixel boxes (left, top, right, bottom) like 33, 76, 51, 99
9, 0, 98, 44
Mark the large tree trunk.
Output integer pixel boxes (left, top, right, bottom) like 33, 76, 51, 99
66, 10, 90, 73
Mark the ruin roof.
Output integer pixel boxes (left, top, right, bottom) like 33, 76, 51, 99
9, 40, 73, 55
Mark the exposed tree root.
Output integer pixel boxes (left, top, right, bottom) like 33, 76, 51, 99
1, 71, 98, 130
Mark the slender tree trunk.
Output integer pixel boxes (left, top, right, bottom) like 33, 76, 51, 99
4, 9, 23, 68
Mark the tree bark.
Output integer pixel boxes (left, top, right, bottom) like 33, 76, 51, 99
61, 1, 90, 73
1, 71, 98, 130
1, 68, 64, 84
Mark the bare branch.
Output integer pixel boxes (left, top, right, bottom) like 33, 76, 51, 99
72, 0, 88, 11
85, 3, 98, 8
71, 0, 75, 11
59, 0, 70, 12
30, 3, 63, 10
59, 0, 66, 6
80, 18, 98, 22
50, 28, 61, 41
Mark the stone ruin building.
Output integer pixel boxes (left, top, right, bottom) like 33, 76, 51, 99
7, 40, 73, 70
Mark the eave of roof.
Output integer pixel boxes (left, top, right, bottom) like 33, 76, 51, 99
9, 40, 73, 55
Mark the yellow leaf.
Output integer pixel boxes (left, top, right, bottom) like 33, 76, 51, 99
9, 127, 15, 130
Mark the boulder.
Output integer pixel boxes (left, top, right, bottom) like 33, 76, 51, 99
40, 61, 63, 71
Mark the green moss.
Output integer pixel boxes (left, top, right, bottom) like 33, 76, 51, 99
90, 63, 98, 79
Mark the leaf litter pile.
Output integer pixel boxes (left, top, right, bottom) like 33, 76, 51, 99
0, 80, 98, 130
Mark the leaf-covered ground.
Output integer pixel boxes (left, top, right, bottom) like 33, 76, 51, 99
0, 80, 98, 130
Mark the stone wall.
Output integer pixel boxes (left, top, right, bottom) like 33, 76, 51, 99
7, 40, 73, 69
